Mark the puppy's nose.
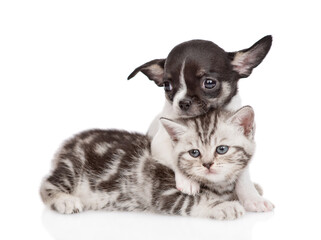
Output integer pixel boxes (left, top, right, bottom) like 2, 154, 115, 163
179, 99, 191, 111
202, 163, 213, 169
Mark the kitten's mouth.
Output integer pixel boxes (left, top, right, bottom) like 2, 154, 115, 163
208, 169, 218, 174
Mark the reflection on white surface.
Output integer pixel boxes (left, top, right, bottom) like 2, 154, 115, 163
42, 208, 274, 240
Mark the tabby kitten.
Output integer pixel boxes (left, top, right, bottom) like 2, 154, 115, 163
40, 106, 256, 220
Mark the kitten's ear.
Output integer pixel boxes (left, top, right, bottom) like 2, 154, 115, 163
127, 59, 166, 87
228, 35, 272, 78
230, 106, 255, 137
160, 118, 187, 142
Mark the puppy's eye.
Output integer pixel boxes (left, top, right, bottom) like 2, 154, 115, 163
164, 81, 173, 92
189, 149, 201, 158
203, 79, 217, 89
216, 145, 229, 155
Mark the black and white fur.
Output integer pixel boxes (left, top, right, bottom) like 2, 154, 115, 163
40, 107, 259, 220
128, 36, 274, 212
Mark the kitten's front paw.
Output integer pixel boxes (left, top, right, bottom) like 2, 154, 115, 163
212, 201, 245, 220
52, 194, 84, 214
241, 196, 274, 212
175, 173, 200, 195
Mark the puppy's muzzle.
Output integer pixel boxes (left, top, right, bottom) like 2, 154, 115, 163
179, 99, 191, 111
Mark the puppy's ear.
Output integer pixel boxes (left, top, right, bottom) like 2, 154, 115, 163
229, 106, 255, 137
127, 59, 166, 86
228, 35, 272, 78
160, 118, 187, 142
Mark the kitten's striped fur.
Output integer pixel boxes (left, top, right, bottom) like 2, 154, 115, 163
40, 106, 255, 220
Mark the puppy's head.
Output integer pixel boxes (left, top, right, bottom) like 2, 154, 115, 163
128, 36, 272, 118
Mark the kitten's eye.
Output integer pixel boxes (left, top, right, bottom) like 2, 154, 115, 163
203, 79, 217, 89
216, 145, 229, 154
189, 149, 201, 158
164, 81, 173, 92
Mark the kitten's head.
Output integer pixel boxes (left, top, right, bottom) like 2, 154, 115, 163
160, 106, 256, 185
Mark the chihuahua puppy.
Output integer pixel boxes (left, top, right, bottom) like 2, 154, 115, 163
127, 36, 274, 212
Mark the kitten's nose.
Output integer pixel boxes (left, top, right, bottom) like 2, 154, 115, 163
202, 163, 213, 169
179, 99, 191, 111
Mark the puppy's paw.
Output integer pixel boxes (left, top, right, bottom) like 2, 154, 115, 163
212, 201, 245, 220
51, 194, 84, 214
175, 173, 200, 195
241, 196, 274, 212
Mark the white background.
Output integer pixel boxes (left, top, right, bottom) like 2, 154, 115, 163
1, 0, 321, 239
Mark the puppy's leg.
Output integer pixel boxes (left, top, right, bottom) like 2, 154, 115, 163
236, 167, 274, 212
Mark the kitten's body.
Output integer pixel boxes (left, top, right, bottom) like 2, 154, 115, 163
40, 108, 255, 220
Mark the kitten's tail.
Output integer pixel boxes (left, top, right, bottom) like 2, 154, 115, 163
40, 157, 84, 215
40, 175, 84, 214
